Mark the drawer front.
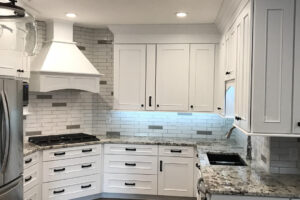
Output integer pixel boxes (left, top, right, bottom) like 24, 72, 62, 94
104, 144, 158, 156
24, 152, 39, 169
42, 174, 101, 200
43, 156, 101, 182
103, 173, 157, 195
43, 144, 101, 161
159, 146, 194, 157
24, 163, 40, 192
24, 184, 41, 200
104, 155, 157, 175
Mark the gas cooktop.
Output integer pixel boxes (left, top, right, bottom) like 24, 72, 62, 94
28, 133, 99, 146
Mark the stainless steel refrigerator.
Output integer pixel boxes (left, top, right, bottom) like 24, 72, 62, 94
0, 79, 23, 200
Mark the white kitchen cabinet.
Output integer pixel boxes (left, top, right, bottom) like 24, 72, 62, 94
234, 2, 252, 132
156, 44, 189, 111
145, 44, 156, 111
113, 44, 146, 110
214, 41, 225, 116
158, 156, 194, 197
104, 144, 158, 156
24, 184, 41, 200
251, 0, 294, 133
224, 26, 236, 81
293, 0, 300, 134
158, 146, 194, 158
189, 44, 215, 112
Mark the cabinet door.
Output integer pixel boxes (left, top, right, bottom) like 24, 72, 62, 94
146, 45, 156, 111
156, 44, 189, 111
114, 45, 146, 110
158, 156, 193, 197
252, 0, 294, 133
189, 44, 215, 112
234, 3, 252, 132
293, 0, 300, 134
225, 26, 236, 81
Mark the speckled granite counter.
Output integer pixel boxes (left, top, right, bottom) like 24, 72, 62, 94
197, 144, 300, 198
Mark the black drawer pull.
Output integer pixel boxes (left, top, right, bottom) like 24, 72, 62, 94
298, 122, 300, 127
124, 182, 136, 186
125, 163, 136, 167
53, 189, 65, 194
25, 158, 32, 164
170, 149, 182, 153
25, 176, 32, 182
235, 116, 242, 121
82, 149, 92, 153
54, 168, 65, 172
225, 71, 231, 75
81, 184, 92, 189
149, 96, 152, 107
125, 148, 136, 151
217, 107, 222, 110
160, 160, 163, 172
54, 152, 65, 156
81, 164, 92, 168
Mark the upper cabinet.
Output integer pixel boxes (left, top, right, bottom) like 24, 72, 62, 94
156, 44, 189, 111
189, 44, 215, 112
113, 44, 146, 110
114, 43, 215, 112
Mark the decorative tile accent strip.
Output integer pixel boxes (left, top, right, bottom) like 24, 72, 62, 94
66, 125, 80, 129
98, 39, 113, 44
197, 131, 212, 135
52, 103, 67, 107
177, 113, 192, 116
261, 154, 267, 164
106, 131, 120, 137
100, 80, 107, 85
148, 125, 163, 130
37, 95, 52, 99
26, 131, 42, 136
77, 45, 86, 51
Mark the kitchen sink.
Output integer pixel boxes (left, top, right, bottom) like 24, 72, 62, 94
207, 152, 247, 166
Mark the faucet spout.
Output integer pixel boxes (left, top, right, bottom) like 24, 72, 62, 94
225, 126, 236, 139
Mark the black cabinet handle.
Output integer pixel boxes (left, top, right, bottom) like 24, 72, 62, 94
141, 104, 144, 107
217, 107, 222, 110
54, 168, 65, 172
82, 149, 92, 153
81, 184, 92, 189
195, 163, 201, 170
125, 163, 136, 167
25, 158, 32, 164
170, 149, 182, 153
235, 116, 242, 121
125, 182, 136, 186
81, 164, 92, 168
225, 71, 231, 75
125, 148, 136, 151
190, 105, 194, 109
157, 104, 159, 108
160, 160, 163, 172
25, 176, 32, 182
298, 122, 300, 127
149, 96, 152, 107
53, 189, 65, 194
54, 152, 65, 156
17, 69, 24, 73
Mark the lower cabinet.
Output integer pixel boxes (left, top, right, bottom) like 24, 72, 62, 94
158, 156, 194, 197
24, 184, 41, 200
208, 195, 289, 200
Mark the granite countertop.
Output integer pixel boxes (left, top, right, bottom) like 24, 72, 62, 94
197, 144, 300, 198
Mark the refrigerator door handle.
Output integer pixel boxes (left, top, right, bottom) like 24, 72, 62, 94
0, 91, 10, 174
0, 177, 21, 195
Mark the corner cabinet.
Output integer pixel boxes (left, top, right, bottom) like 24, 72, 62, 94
113, 45, 146, 110
113, 43, 215, 112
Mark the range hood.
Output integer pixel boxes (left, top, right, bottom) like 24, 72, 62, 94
30, 20, 102, 93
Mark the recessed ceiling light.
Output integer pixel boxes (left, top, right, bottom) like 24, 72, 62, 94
176, 12, 187, 18
66, 13, 77, 18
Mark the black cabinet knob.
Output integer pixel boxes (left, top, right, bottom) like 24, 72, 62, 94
157, 104, 159, 108
225, 71, 231, 75
141, 104, 144, 107
235, 116, 242, 121
298, 122, 300, 127
217, 107, 222, 110
190, 105, 194, 109
17, 69, 24, 73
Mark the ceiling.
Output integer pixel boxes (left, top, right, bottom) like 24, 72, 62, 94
21, 0, 224, 27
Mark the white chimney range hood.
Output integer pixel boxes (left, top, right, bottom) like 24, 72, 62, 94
30, 20, 102, 93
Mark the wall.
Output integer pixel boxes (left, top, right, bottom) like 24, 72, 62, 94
24, 22, 234, 140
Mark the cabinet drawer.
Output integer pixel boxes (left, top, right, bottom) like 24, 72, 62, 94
24, 184, 41, 200
43, 156, 100, 182
24, 163, 40, 192
159, 146, 194, 157
104, 155, 157, 175
103, 173, 157, 195
104, 144, 158, 156
43, 144, 101, 161
24, 152, 39, 169
42, 174, 101, 200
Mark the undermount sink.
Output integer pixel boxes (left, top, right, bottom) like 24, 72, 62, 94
207, 152, 247, 166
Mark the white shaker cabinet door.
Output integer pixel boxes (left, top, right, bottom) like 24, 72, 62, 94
189, 44, 215, 112
293, 0, 300, 134
156, 44, 189, 111
252, 0, 294, 133
114, 44, 146, 110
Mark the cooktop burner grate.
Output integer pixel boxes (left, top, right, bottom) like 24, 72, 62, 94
28, 133, 99, 146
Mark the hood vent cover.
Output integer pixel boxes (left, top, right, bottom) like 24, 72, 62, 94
30, 20, 102, 93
